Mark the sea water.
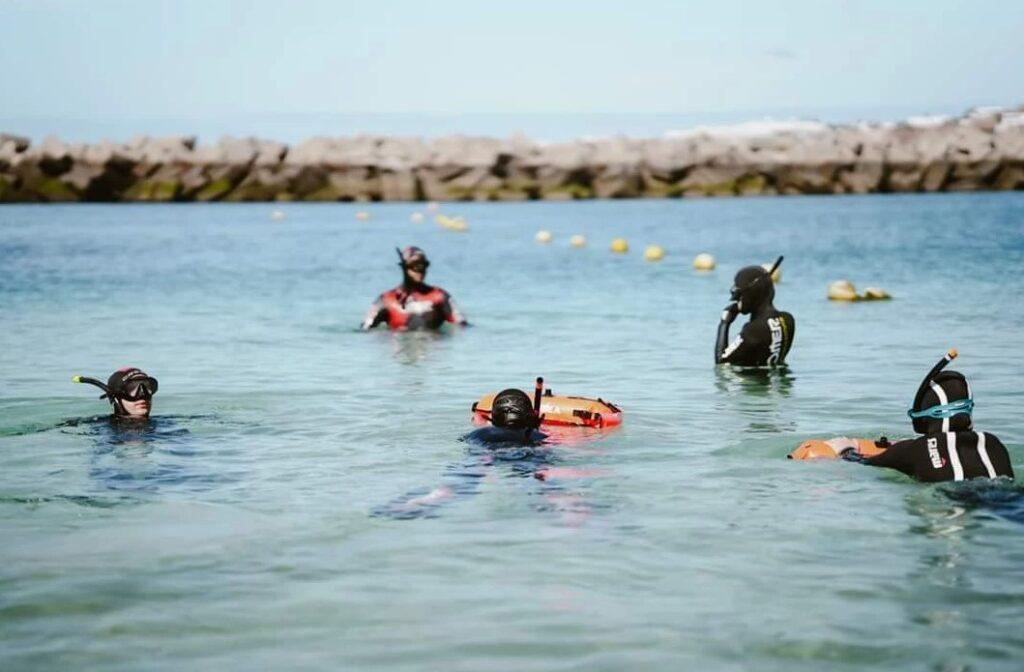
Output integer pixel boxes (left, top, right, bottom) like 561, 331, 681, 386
1, 194, 1023, 671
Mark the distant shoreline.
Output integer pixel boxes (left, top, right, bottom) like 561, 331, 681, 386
2, 106, 1022, 203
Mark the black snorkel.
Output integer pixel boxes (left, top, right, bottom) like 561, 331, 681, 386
913, 349, 958, 403
73, 374, 123, 415
73, 375, 110, 398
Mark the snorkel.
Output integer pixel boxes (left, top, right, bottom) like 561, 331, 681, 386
907, 349, 974, 433
73, 375, 110, 397
73, 374, 122, 415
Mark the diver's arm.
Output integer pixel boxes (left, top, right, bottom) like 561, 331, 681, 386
443, 293, 468, 326
718, 319, 766, 366
360, 297, 388, 330
861, 438, 918, 477
714, 303, 740, 363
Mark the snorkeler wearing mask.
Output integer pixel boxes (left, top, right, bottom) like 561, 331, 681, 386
73, 367, 158, 420
715, 256, 795, 367
361, 246, 468, 330
464, 388, 548, 447
790, 351, 1013, 482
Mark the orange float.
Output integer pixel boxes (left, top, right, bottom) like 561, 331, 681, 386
472, 378, 622, 429
788, 437, 890, 460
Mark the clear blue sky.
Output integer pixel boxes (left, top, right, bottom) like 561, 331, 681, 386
3, 0, 1023, 139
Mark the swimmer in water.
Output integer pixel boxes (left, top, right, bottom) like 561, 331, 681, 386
791, 351, 1014, 483
73, 367, 158, 420
464, 388, 548, 447
361, 246, 467, 330
715, 256, 795, 367
373, 390, 567, 520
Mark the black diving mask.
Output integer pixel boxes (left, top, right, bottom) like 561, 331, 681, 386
119, 376, 158, 401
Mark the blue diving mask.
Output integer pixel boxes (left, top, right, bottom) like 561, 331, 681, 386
907, 397, 974, 421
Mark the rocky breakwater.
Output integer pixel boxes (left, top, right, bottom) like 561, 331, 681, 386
2, 106, 1023, 203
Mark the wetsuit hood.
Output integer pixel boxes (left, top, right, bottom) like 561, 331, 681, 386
490, 389, 540, 430
731, 265, 775, 314
397, 246, 430, 288
910, 370, 973, 434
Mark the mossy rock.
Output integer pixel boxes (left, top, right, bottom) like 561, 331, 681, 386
736, 174, 768, 195
683, 180, 737, 197
38, 177, 78, 202
302, 184, 345, 201
641, 180, 681, 198
195, 178, 234, 202
540, 184, 593, 200
0, 176, 11, 202
150, 181, 181, 202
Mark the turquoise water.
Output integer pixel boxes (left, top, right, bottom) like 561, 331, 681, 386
1, 194, 1023, 671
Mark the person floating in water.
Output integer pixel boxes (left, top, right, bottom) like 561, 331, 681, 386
790, 351, 1014, 483
73, 367, 158, 420
715, 256, 795, 367
361, 246, 467, 331
373, 389, 562, 520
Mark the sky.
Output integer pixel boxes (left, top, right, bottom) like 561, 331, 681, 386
2, 0, 1023, 141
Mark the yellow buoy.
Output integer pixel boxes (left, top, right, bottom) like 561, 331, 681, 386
762, 261, 781, 283
828, 280, 859, 301
610, 238, 629, 254
535, 230, 553, 244
410, 212, 424, 223
861, 287, 892, 301
644, 245, 665, 262
355, 211, 370, 221
570, 234, 586, 248
693, 253, 716, 271
436, 214, 468, 232
270, 209, 286, 221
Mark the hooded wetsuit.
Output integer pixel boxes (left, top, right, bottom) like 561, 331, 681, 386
855, 362, 1014, 482
715, 263, 795, 367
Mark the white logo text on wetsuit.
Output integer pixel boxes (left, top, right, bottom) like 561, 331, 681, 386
767, 317, 783, 366
926, 437, 943, 469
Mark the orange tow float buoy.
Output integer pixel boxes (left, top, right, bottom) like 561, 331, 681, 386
788, 437, 890, 460
472, 378, 622, 429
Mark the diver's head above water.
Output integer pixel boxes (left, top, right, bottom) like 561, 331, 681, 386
908, 351, 972, 435
397, 246, 430, 288
490, 389, 540, 430
730, 261, 778, 315
75, 367, 158, 418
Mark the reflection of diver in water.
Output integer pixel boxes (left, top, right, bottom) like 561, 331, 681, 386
715, 256, 795, 368
56, 414, 218, 495
374, 390, 598, 521
713, 364, 794, 397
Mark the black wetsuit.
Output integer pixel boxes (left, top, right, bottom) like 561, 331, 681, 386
463, 425, 548, 448
853, 431, 1014, 483
715, 307, 795, 367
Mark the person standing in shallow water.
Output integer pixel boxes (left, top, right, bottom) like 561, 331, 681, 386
715, 257, 795, 367
361, 246, 467, 331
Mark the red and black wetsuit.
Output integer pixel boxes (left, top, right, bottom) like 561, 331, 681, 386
361, 283, 466, 331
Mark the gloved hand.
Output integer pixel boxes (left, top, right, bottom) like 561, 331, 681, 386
721, 302, 740, 324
